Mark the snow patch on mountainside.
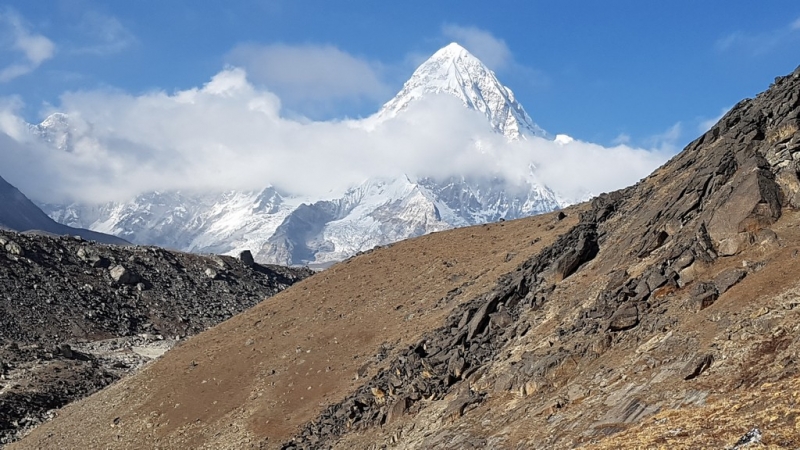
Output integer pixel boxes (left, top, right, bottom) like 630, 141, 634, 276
43, 188, 305, 257
312, 177, 451, 265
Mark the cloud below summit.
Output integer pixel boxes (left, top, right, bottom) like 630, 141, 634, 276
0, 68, 672, 205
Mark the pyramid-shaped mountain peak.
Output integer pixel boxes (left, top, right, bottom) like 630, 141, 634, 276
378, 42, 547, 139
430, 42, 476, 61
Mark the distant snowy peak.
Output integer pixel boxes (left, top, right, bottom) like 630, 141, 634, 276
378, 42, 547, 140
30, 113, 76, 152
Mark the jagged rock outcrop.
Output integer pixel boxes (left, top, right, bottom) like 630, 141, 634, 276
281, 66, 800, 448
283, 203, 607, 448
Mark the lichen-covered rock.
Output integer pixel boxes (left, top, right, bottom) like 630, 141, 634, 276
4, 241, 23, 256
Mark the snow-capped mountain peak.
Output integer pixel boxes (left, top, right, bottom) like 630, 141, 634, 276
30, 112, 76, 152
378, 42, 547, 140
34, 42, 566, 267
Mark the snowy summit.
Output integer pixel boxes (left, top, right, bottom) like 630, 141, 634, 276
379, 42, 548, 140
34, 42, 565, 267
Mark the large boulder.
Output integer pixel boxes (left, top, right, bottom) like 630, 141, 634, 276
109, 265, 139, 285
706, 157, 782, 247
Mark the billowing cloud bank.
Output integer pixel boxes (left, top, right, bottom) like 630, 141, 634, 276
0, 68, 673, 204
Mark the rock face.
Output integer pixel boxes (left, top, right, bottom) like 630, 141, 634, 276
0, 230, 312, 444
10, 68, 800, 450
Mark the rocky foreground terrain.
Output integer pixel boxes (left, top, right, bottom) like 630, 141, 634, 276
8, 67, 800, 449
0, 231, 312, 445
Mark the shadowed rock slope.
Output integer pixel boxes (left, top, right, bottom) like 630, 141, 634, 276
0, 174, 127, 245
0, 231, 311, 445
12, 66, 800, 449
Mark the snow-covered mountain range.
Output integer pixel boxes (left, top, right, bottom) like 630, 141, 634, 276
36, 42, 567, 267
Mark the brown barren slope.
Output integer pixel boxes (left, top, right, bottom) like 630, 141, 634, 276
324, 67, 800, 449
13, 67, 800, 450
0, 231, 311, 446
10, 206, 582, 449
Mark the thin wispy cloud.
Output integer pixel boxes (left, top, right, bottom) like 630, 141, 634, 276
0, 9, 55, 82
0, 95, 28, 140
0, 68, 671, 205
697, 106, 731, 134
716, 17, 800, 55
612, 133, 631, 145
439, 24, 550, 91
71, 11, 136, 55
226, 43, 391, 117
645, 122, 683, 154
441, 24, 512, 71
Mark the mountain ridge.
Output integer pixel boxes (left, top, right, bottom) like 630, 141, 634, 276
0, 174, 127, 245
36, 42, 565, 266
11, 65, 800, 449
376, 42, 547, 140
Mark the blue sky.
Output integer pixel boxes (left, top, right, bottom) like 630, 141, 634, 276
1, 1, 800, 205
1, 0, 799, 148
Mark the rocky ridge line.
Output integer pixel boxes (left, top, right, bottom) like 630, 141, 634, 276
283, 66, 800, 448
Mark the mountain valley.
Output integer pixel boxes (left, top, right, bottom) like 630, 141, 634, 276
0, 231, 311, 445
6, 64, 800, 449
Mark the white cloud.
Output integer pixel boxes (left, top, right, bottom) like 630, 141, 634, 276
524, 138, 672, 201
0, 68, 671, 206
612, 133, 631, 145
72, 11, 136, 55
0, 96, 29, 140
441, 24, 512, 71
226, 43, 391, 116
0, 10, 55, 82
644, 122, 684, 154
716, 17, 800, 55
